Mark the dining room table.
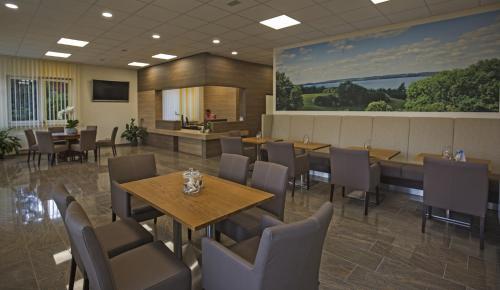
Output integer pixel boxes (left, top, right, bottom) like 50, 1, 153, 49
314, 146, 401, 161
415, 152, 492, 172
118, 171, 274, 259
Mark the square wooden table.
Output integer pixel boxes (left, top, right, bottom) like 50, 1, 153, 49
119, 172, 274, 259
315, 146, 400, 160
292, 141, 330, 151
242, 137, 282, 160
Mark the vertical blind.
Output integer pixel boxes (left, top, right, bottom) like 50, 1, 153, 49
162, 87, 204, 122
0, 56, 79, 129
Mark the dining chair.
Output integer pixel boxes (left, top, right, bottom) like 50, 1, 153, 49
203, 202, 334, 290
218, 153, 249, 185
422, 157, 489, 249
96, 126, 118, 158
266, 142, 309, 196
220, 136, 255, 162
52, 184, 153, 290
65, 201, 191, 290
70, 129, 97, 163
108, 154, 163, 223
48, 126, 67, 145
329, 147, 380, 216
216, 161, 289, 242
86, 125, 97, 131
24, 129, 38, 162
35, 131, 67, 166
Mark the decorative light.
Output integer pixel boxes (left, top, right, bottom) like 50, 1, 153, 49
45, 51, 71, 58
231, 51, 238, 55
212, 39, 221, 44
57, 38, 89, 47
371, 0, 389, 3
152, 53, 177, 60
128, 62, 149, 67
5, 3, 18, 9
260, 15, 300, 30
102, 11, 113, 18
152, 34, 160, 39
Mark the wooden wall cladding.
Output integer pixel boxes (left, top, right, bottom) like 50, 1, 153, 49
138, 90, 156, 129
204, 86, 239, 122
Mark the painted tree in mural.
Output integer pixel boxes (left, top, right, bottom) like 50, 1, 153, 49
405, 58, 500, 112
276, 72, 303, 110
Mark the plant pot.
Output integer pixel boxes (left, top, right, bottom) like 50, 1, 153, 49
130, 140, 138, 146
65, 127, 77, 135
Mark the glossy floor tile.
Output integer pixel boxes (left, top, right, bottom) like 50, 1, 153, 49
0, 145, 499, 290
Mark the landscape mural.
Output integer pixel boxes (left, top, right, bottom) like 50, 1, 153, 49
275, 10, 500, 112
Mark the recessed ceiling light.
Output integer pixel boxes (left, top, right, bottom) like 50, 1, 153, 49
231, 51, 238, 55
102, 11, 113, 18
212, 39, 221, 44
260, 15, 300, 30
128, 62, 149, 67
5, 3, 18, 9
152, 34, 160, 39
57, 38, 89, 47
152, 53, 177, 60
371, 0, 389, 3
45, 51, 71, 58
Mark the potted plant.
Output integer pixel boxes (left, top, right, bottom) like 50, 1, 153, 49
57, 106, 79, 134
0, 128, 21, 159
121, 118, 147, 146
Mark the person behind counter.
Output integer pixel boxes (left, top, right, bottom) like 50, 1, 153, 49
205, 109, 217, 121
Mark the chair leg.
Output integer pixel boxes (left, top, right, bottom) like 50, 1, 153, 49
32, 151, 36, 161
38, 153, 41, 166
364, 191, 369, 216
27, 150, 31, 162
342, 186, 345, 197
111, 212, 116, 222
421, 206, 427, 233
80, 152, 84, 163
480, 217, 485, 250
188, 229, 192, 241
329, 184, 334, 202
306, 171, 310, 190
153, 217, 157, 224
291, 177, 296, 197
83, 277, 89, 290
51, 153, 56, 166
375, 186, 380, 205
68, 257, 76, 290
428, 206, 433, 219
94, 149, 97, 162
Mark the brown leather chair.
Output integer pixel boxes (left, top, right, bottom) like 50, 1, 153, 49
218, 153, 249, 185
266, 142, 309, 196
108, 154, 163, 223
97, 126, 118, 158
71, 129, 97, 162
329, 147, 380, 216
24, 129, 38, 162
216, 161, 289, 242
52, 185, 153, 290
65, 201, 190, 290
35, 131, 67, 166
422, 157, 489, 249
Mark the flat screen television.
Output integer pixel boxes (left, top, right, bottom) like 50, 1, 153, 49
92, 80, 129, 102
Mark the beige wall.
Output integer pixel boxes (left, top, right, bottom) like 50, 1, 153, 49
203, 86, 239, 122
79, 65, 138, 144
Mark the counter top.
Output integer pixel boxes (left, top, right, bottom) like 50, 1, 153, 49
147, 128, 229, 140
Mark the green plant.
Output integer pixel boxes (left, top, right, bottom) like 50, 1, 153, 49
121, 118, 147, 146
0, 128, 21, 159
66, 119, 79, 128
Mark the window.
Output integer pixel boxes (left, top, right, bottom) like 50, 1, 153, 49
8, 77, 71, 126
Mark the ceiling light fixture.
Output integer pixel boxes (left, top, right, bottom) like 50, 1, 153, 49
152, 34, 160, 39
231, 51, 238, 55
45, 51, 71, 58
212, 39, 221, 44
128, 62, 149, 67
152, 53, 177, 60
57, 37, 89, 47
260, 15, 300, 30
5, 3, 18, 9
102, 11, 113, 18
371, 0, 389, 3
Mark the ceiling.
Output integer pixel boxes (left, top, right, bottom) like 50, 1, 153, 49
0, 0, 497, 69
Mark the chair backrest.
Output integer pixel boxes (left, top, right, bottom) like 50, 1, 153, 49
110, 127, 118, 144
24, 129, 36, 147
228, 130, 241, 137
220, 137, 244, 155
330, 147, 370, 191
65, 202, 116, 290
79, 129, 97, 151
253, 202, 334, 290
48, 126, 64, 133
108, 154, 157, 184
423, 157, 489, 217
218, 153, 249, 185
35, 131, 55, 153
52, 184, 75, 219
266, 142, 295, 176
251, 161, 289, 220
87, 125, 97, 131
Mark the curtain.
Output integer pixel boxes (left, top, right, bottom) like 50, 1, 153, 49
0, 56, 79, 129
179, 87, 204, 122
162, 89, 180, 120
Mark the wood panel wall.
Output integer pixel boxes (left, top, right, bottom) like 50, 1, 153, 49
204, 86, 239, 122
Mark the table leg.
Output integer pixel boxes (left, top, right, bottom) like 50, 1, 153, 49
256, 144, 261, 161
173, 219, 183, 260
205, 224, 215, 239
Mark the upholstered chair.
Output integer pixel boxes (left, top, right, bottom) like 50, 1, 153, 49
65, 202, 190, 290
266, 142, 309, 196
107, 154, 163, 223
216, 161, 289, 242
422, 157, 489, 249
70, 129, 97, 162
35, 131, 67, 166
203, 202, 334, 290
86, 125, 97, 131
218, 153, 249, 185
220, 137, 244, 155
52, 185, 153, 290
96, 126, 118, 158
24, 129, 38, 162
329, 147, 381, 216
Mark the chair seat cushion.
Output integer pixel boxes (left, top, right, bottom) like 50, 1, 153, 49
94, 218, 153, 258
229, 236, 260, 264
130, 197, 163, 222
216, 207, 270, 242
30, 144, 39, 151
111, 241, 191, 290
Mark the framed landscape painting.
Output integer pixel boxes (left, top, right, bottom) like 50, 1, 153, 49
275, 10, 500, 112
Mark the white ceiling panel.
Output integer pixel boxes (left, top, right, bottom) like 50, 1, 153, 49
152, 0, 204, 13
187, 4, 231, 21
209, 0, 260, 13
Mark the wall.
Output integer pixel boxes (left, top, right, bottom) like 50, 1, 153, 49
204, 86, 239, 122
79, 64, 138, 143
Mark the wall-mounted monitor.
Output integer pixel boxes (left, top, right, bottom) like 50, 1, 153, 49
92, 80, 129, 102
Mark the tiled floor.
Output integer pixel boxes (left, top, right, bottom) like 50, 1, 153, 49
1, 145, 499, 290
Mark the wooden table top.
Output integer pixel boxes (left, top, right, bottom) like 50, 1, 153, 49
293, 141, 330, 151
119, 172, 274, 231
242, 136, 282, 145
415, 153, 492, 171
51, 132, 80, 140
315, 146, 400, 160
